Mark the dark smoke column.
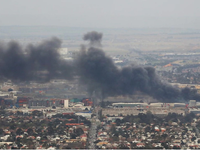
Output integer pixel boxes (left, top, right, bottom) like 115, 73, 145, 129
76, 31, 119, 104
83, 31, 103, 47
76, 31, 182, 103
0, 37, 74, 81
0, 32, 197, 102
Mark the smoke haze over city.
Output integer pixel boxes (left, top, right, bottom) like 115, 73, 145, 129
1, 1, 200, 149
0, 31, 199, 102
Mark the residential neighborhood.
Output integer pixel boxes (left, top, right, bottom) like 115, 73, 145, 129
1, 107, 200, 149
1, 5, 200, 149
0, 109, 91, 149
95, 111, 200, 149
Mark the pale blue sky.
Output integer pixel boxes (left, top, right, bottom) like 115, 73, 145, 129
0, 0, 200, 28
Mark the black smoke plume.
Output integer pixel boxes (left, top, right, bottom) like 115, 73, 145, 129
75, 44, 181, 102
0, 37, 73, 81
83, 31, 102, 47
0, 31, 199, 102
76, 31, 199, 102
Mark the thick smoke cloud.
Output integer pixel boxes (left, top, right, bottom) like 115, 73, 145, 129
0, 31, 199, 102
77, 31, 199, 102
83, 31, 102, 47
76, 43, 181, 102
0, 37, 73, 81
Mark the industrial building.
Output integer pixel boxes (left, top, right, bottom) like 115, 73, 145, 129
0, 92, 17, 108
186, 100, 200, 108
16, 97, 30, 107
112, 103, 148, 107
70, 98, 93, 106
102, 108, 145, 116
28, 99, 64, 108
28, 98, 91, 110
189, 100, 196, 107
189, 108, 200, 114
75, 111, 92, 118
112, 102, 187, 108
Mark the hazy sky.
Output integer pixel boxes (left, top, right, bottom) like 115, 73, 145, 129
0, 0, 200, 29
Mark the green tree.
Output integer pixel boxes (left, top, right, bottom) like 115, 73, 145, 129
32, 110, 43, 117
191, 136, 196, 142
16, 128, 23, 135
75, 128, 84, 136
27, 128, 34, 135
0, 128, 4, 135
47, 126, 54, 135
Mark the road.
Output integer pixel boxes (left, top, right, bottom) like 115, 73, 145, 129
194, 125, 200, 138
86, 107, 99, 149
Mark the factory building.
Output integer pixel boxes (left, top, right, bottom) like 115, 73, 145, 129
70, 98, 82, 103
28, 99, 64, 108
0, 92, 18, 108
16, 97, 30, 107
112, 103, 148, 107
196, 102, 200, 108
189, 100, 196, 107
150, 103, 186, 108
174, 103, 186, 107
189, 108, 200, 114
75, 111, 92, 118
70, 98, 93, 106
112, 102, 187, 108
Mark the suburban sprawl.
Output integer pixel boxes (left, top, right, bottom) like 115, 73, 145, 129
1, 27, 200, 149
